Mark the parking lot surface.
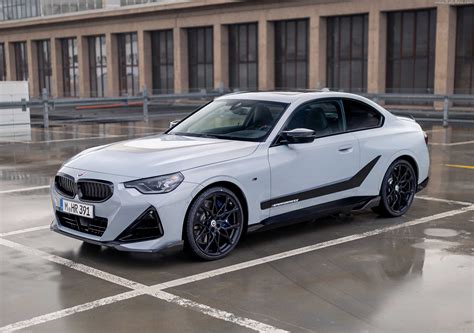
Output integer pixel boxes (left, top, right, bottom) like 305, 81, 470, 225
0, 117, 473, 332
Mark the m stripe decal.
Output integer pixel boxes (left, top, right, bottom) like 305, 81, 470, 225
261, 155, 381, 210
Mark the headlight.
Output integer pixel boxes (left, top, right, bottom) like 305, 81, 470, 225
124, 172, 184, 194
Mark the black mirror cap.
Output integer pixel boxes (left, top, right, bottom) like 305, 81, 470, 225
281, 128, 316, 144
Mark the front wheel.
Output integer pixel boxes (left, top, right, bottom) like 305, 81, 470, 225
374, 160, 417, 217
184, 187, 244, 260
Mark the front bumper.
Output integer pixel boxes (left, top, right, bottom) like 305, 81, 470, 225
50, 166, 200, 252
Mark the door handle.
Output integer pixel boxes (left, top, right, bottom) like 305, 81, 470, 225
338, 145, 353, 153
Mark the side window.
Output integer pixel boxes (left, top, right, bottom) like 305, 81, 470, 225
285, 101, 344, 137
343, 99, 382, 131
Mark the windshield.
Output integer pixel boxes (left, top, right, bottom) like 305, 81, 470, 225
168, 99, 288, 141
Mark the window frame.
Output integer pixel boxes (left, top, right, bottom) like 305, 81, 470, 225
272, 98, 346, 146
340, 98, 385, 133
326, 13, 369, 93
60, 37, 79, 97
228, 22, 259, 91
151, 29, 174, 94
272, 97, 385, 147
0, 43, 6, 81
187, 26, 214, 92
13, 41, 28, 81
274, 18, 309, 90
88, 35, 107, 97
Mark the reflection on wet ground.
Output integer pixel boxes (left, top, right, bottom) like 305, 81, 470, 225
0, 117, 473, 332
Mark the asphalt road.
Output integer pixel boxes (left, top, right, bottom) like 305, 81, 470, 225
0, 115, 473, 332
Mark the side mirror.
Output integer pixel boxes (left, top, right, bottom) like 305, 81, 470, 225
280, 128, 316, 144
169, 119, 182, 128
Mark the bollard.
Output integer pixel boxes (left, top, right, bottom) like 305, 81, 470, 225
442, 96, 449, 128
42, 88, 49, 129
142, 85, 149, 122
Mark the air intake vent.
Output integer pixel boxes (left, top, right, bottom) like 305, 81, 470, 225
117, 207, 163, 243
56, 211, 108, 236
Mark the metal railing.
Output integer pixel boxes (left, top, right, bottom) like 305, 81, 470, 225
1, 88, 473, 128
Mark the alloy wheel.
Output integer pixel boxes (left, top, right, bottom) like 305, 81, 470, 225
190, 190, 243, 258
384, 162, 416, 214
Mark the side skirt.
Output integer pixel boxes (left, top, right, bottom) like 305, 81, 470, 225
248, 196, 379, 233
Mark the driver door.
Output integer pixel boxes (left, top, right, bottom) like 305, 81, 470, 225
266, 99, 360, 217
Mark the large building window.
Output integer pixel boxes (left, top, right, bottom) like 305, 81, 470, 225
36, 40, 52, 96
228, 23, 258, 91
454, 5, 474, 96
13, 42, 28, 81
1, 1, 103, 21
327, 14, 368, 93
188, 26, 213, 92
275, 19, 309, 90
61, 38, 78, 97
117, 32, 139, 96
151, 30, 174, 94
0, 43, 5, 81
386, 9, 436, 94
88, 35, 107, 97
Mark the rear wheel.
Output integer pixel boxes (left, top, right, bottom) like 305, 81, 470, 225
184, 187, 244, 260
374, 159, 417, 217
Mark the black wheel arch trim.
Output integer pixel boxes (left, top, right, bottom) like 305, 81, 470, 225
261, 155, 381, 210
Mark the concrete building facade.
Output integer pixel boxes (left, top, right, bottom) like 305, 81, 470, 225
0, 0, 472, 101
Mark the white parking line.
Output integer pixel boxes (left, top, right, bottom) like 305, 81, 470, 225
429, 140, 474, 146
0, 185, 50, 194
0, 239, 288, 332
0, 203, 472, 332
0, 225, 50, 237
415, 195, 473, 206
0, 290, 144, 333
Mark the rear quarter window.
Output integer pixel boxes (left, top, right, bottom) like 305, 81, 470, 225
343, 99, 383, 131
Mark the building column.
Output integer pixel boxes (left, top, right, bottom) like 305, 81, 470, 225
434, 5, 456, 106
27, 40, 39, 97
106, 33, 119, 96
5, 42, 15, 81
214, 24, 228, 91
258, 20, 274, 91
309, 15, 326, 89
174, 27, 188, 93
138, 30, 152, 94
367, 9, 386, 94
51, 38, 62, 98
78, 36, 91, 97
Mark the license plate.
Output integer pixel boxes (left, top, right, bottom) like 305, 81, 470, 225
59, 198, 94, 218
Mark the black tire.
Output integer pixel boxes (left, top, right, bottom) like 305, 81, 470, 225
374, 159, 417, 217
184, 187, 244, 260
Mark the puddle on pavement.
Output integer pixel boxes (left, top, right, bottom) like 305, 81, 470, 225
423, 228, 460, 237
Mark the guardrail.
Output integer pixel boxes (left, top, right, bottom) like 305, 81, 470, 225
362, 93, 474, 127
0, 88, 473, 128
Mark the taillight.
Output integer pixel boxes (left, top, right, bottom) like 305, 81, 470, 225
423, 131, 428, 145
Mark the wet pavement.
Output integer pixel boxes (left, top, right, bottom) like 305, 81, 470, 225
0, 114, 473, 332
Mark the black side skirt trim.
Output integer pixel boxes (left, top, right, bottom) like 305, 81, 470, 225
249, 196, 378, 233
261, 155, 381, 210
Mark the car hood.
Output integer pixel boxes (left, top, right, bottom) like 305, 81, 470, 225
64, 134, 260, 178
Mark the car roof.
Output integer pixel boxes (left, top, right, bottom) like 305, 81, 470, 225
216, 91, 373, 104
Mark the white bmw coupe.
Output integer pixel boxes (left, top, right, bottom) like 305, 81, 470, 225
51, 91, 429, 260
